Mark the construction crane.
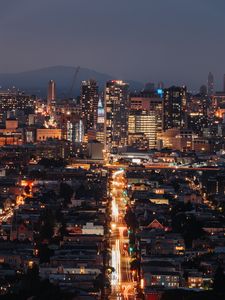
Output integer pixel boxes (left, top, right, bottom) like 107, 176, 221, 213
68, 66, 80, 98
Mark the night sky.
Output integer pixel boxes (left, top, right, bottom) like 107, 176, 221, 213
1, 0, 225, 90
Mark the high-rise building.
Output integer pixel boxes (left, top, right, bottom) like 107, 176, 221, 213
96, 98, 105, 144
58, 112, 83, 143
81, 80, 99, 135
187, 93, 209, 134
211, 92, 225, 118
163, 86, 187, 130
105, 80, 129, 152
54, 98, 83, 143
0, 91, 35, 122
130, 94, 163, 134
97, 98, 104, 124
158, 128, 195, 151
207, 72, 214, 96
47, 80, 56, 112
128, 110, 156, 149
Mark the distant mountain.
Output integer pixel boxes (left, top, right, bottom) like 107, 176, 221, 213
0, 66, 144, 97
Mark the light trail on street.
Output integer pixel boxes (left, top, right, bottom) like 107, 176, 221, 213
109, 170, 136, 300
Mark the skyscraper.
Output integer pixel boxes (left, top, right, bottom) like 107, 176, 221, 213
47, 80, 56, 112
81, 79, 99, 135
128, 110, 156, 149
207, 72, 214, 96
97, 97, 104, 124
105, 80, 129, 152
96, 98, 105, 143
163, 86, 187, 130
130, 94, 163, 134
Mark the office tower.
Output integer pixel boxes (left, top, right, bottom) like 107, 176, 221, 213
187, 94, 209, 134
163, 86, 187, 130
74, 120, 84, 143
81, 79, 99, 135
105, 80, 129, 152
0, 91, 35, 123
128, 110, 156, 149
59, 112, 83, 143
130, 94, 163, 135
159, 128, 195, 151
191, 94, 208, 116
96, 98, 105, 143
54, 98, 83, 143
0, 91, 35, 113
207, 72, 214, 96
97, 98, 104, 124
47, 80, 56, 112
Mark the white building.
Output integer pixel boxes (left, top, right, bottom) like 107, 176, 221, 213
82, 222, 104, 235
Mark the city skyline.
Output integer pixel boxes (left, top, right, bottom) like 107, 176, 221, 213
1, 1, 225, 300
1, 0, 225, 90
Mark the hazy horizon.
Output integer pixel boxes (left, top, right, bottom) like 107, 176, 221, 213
1, 0, 225, 90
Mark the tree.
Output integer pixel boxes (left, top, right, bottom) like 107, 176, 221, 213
124, 208, 138, 230
59, 218, 68, 237
39, 209, 55, 241
40, 222, 54, 241
171, 202, 194, 218
38, 244, 54, 263
19, 263, 40, 297
171, 213, 205, 248
93, 273, 105, 294
39, 158, 66, 168
213, 266, 225, 293
130, 258, 140, 271
75, 183, 86, 198
27, 263, 39, 281
59, 182, 74, 206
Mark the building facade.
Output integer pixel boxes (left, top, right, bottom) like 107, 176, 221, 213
163, 86, 187, 130
81, 80, 99, 136
207, 72, 214, 96
128, 111, 157, 149
47, 80, 56, 112
105, 80, 129, 152
130, 95, 163, 134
